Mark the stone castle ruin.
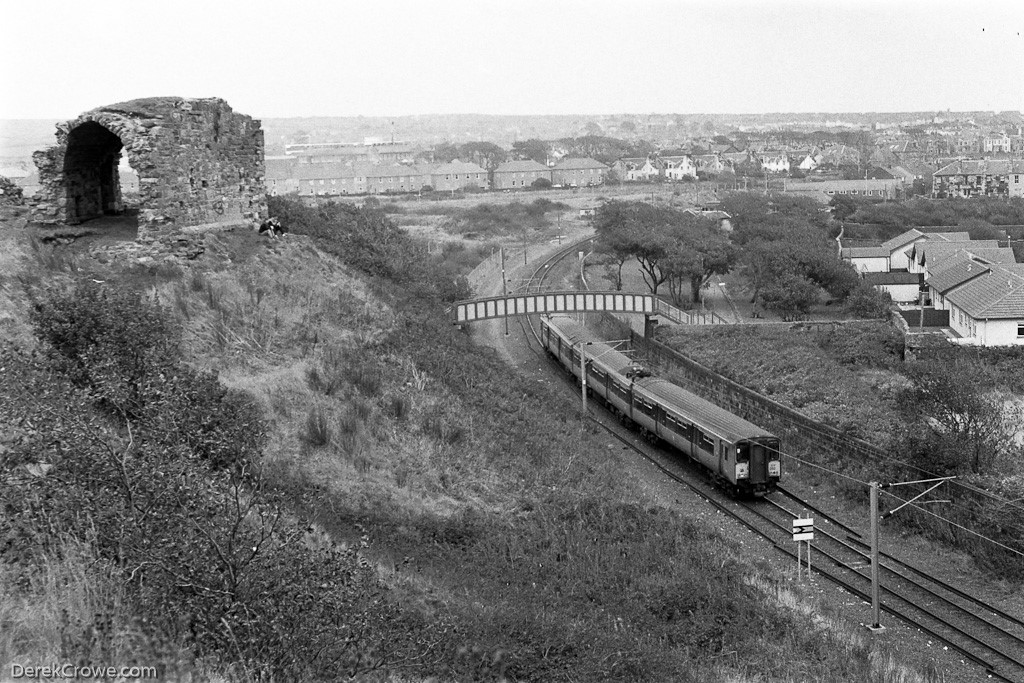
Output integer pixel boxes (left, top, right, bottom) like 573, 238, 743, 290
30, 97, 266, 239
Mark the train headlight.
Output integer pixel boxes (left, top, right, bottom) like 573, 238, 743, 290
735, 463, 749, 479
768, 461, 781, 477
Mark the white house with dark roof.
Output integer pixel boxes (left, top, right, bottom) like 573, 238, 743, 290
758, 152, 790, 174
839, 228, 971, 273
662, 155, 697, 180
841, 245, 890, 273
860, 271, 922, 303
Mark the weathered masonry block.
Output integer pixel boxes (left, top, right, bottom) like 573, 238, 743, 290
30, 97, 267, 239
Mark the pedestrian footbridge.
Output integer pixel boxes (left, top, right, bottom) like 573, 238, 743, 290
452, 291, 654, 323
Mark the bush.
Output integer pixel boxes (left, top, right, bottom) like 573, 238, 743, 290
304, 405, 332, 446
30, 282, 265, 469
530, 177, 552, 190
844, 282, 892, 319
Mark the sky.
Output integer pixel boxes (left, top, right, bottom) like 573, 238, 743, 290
2, 0, 1023, 120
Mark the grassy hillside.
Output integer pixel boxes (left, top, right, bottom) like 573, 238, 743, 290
0, 202, 947, 682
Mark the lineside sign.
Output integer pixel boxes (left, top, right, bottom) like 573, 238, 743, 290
792, 518, 814, 542
452, 291, 654, 323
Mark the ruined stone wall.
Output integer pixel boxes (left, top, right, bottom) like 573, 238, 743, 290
30, 97, 267, 240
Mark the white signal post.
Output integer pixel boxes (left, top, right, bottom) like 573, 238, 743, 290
792, 518, 814, 579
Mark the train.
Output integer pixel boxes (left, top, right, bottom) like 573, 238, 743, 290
540, 314, 781, 496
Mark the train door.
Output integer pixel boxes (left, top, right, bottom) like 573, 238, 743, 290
750, 442, 768, 483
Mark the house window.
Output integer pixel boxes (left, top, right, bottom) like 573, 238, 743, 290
1018, 323, 1024, 337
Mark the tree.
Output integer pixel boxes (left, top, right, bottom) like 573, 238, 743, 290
759, 274, 820, 321
432, 141, 460, 164
459, 141, 508, 170
595, 201, 735, 300
662, 217, 737, 305
531, 177, 552, 190
899, 359, 1022, 475
511, 138, 550, 165
739, 239, 795, 304
594, 201, 672, 295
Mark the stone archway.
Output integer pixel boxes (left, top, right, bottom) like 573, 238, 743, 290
30, 97, 267, 239
62, 121, 126, 224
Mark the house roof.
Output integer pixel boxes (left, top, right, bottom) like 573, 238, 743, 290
554, 157, 608, 170
934, 158, 1024, 176
928, 231, 972, 242
494, 159, 549, 174
881, 229, 926, 252
293, 162, 431, 181
913, 240, 1002, 266
925, 256, 991, 294
432, 160, 487, 174
721, 152, 749, 162
265, 157, 296, 179
842, 246, 890, 259
945, 266, 1024, 319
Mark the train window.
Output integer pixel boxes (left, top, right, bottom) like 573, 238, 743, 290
633, 396, 654, 416
697, 430, 714, 452
737, 442, 750, 463
766, 440, 780, 461
610, 381, 628, 400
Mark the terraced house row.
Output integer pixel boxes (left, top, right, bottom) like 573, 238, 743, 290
265, 156, 608, 196
932, 159, 1024, 198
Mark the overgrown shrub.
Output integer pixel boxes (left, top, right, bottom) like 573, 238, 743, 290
5, 283, 406, 678
304, 404, 332, 446
29, 282, 264, 469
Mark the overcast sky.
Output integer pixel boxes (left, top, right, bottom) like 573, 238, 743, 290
2, 0, 1023, 120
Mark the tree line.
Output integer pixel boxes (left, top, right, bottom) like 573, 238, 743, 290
594, 193, 889, 320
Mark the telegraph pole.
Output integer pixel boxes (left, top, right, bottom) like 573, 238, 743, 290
500, 247, 509, 337
867, 476, 954, 631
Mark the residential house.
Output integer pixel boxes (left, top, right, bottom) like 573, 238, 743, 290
785, 178, 902, 203
430, 160, 489, 191
692, 154, 725, 176
841, 245, 890, 273
818, 145, 862, 169
936, 262, 1024, 346
925, 254, 996, 310
797, 151, 822, 172
907, 240, 1009, 276
492, 159, 551, 190
860, 271, 922, 303
932, 159, 1024, 198
613, 157, 659, 182
758, 152, 790, 174
661, 155, 697, 181
840, 228, 970, 274
265, 156, 299, 196
983, 134, 1012, 154
552, 157, 608, 187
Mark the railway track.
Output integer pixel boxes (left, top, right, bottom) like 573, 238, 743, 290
507, 238, 1024, 683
